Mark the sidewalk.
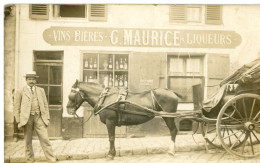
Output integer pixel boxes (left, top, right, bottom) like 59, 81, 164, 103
4, 134, 207, 163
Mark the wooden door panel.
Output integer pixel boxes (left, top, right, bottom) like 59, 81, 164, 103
48, 107, 62, 138
83, 105, 126, 138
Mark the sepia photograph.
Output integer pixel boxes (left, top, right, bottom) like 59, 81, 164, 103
3, 2, 260, 163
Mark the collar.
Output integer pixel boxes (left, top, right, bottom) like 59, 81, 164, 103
27, 85, 36, 91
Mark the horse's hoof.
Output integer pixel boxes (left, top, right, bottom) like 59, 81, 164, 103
168, 151, 175, 156
107, 154, 114, 160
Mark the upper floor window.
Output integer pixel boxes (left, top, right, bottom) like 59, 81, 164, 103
53, 4, 107, 21
169, 5, 202, 23
55, 5, 86, 18
29, 4, 107, 21
169, 5, 222, 25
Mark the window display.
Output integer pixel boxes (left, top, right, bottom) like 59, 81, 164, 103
83, 53, 129, 87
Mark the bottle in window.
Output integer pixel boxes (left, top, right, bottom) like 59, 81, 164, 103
124, 58, 128, 70
103, 75, 109, 87
114, 75, 119, 87
115, 60, 119, 70
119, 58, 123, 69
124, 74, 128, 87
84, 74, 88, 82
109, 73, 113, 86
119, 75, 123, 86
108, 57, 113, 69
84, 58, 89, 68
89, 58, 93, 69
88, 75, 93, 82
93, 58, 97, 69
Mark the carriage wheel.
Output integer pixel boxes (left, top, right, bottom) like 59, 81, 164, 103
217, 93, 260, 158
202, 121, 247, 149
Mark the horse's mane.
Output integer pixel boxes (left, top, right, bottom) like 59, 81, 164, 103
78, 81, 104, 91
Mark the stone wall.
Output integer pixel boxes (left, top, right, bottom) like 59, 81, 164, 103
4, 5, 16, 140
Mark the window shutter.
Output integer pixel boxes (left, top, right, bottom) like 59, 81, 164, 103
29, 4, 49, 20
169, 5, 186, 22
205, 5, 222, 25
89, 4, 107, 21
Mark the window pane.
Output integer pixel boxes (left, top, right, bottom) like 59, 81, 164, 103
35, 51, 63, 60
170, 58, 183, 73
40, 86, 49, 102
169, 77, 203, 102
49, 86, 61, 105
35, 65, 48, 84
50, 66, 62, 85
186, 58, 200, 73
60, 5, 85, 18
187, 7, 201, 22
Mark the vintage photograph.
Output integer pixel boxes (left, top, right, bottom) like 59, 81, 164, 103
3, 3, 260, 163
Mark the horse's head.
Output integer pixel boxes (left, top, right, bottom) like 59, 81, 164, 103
66, 80, 86, 115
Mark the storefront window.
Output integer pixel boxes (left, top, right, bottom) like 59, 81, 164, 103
83, 53, 128, 87
168, 55, 204, 102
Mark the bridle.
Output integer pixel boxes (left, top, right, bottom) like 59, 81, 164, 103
69, 87, 94, 124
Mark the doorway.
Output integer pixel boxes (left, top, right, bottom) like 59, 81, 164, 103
34, 51, 63, 138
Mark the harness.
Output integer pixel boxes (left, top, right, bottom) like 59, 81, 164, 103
94, 87, 160, 126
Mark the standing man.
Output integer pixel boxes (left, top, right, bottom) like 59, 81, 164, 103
14, 71, 56, 163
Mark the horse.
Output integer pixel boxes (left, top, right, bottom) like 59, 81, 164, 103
66, 80, 181, 159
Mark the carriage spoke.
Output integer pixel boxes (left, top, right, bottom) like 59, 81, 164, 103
222, 128, 226, 137
242, 98, 248, 120
251, 131, 260, 143
207, 128, 216, 134
223, 130, 241, 140
227, 129, 232, 146
253, 110, 260, 121
211, 133, 218, 143
231, 103, 244, 120
223, 113, 243, 123
249, 99, 256, 120
229, 128, 242, 144
229, 132, 244, 150
241, 133, 248, 154
249, 132, 255, 155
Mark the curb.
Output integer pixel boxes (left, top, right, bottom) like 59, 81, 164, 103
6, 144, 207, 162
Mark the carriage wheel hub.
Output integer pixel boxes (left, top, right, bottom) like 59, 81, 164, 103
244, 122, 255, 131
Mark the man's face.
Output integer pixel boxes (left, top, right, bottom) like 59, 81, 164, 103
26, 77, 36, 87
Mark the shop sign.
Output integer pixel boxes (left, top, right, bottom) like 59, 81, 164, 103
43, 27, 242, 48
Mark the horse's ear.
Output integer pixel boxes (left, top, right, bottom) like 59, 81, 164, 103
72, 79, 79, 88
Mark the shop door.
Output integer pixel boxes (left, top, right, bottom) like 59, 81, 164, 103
34, 51, 63, 138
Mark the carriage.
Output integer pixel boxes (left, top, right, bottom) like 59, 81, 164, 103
67, 58, 260, 159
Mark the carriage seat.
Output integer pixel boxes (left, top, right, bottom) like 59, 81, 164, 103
202, 84, 226, 112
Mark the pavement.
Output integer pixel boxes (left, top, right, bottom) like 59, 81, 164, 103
4, 134, 208, 163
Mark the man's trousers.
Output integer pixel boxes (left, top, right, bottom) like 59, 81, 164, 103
24, 113, 56, 163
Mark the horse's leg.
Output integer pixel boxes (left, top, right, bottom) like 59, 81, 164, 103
163, 117, 178, 156
105, 118, 116, 160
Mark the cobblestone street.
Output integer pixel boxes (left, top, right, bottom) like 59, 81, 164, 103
56, 150, 260, 163
5, 134, 260, 163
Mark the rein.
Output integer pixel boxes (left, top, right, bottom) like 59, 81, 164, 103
71, 87, 94, 126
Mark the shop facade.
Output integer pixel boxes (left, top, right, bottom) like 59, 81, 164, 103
4, 4, 260, 139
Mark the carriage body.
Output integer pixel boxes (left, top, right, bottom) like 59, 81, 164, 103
198, 58, 260, 158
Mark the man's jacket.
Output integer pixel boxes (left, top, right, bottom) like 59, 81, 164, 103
14, 86, 50, 127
